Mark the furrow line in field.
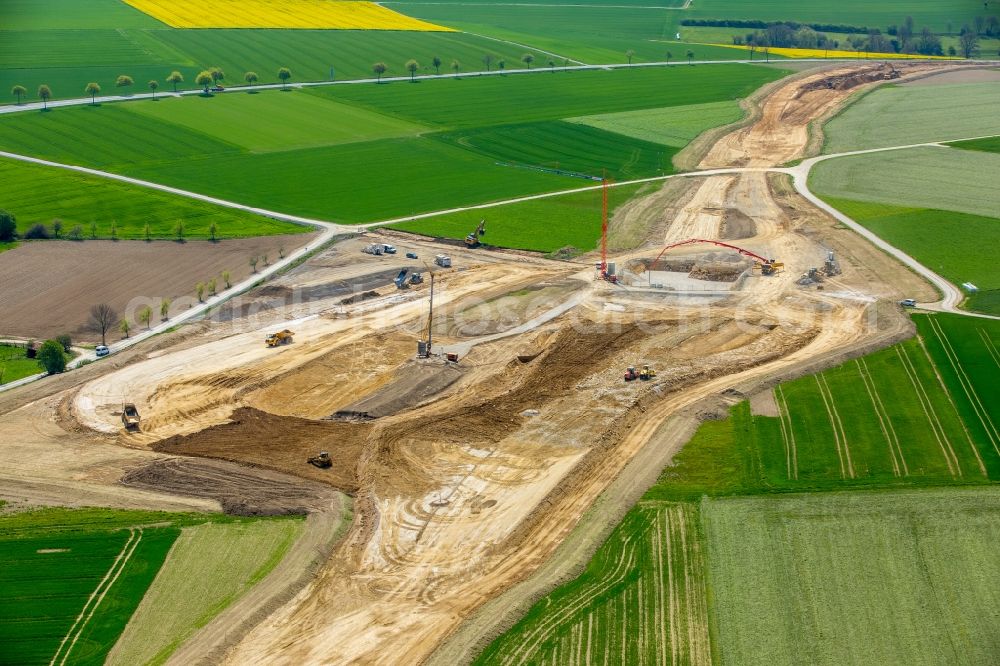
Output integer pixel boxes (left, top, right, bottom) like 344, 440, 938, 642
503, 534, 638, 665
53, 528, 143, 666
860, 357, 908, 475
855, 359, 901, 476
924, 320, 998, 461
978, 328, 1000, 369
663, 508, 678, 666
895, 345, 959, 475
775, 385, 798, 480
916, 332, 988, 474
814, 375, 847, 478
820, 374, 855, 478
653, 511, 667, 666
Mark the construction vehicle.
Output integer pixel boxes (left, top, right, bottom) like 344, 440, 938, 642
624, 366, 638, 382
435, 254, 452, 268
465, 220, 486, 248
121, 403, 140, 430
265, 329, 294, 347
307, 452, 332, 468
381, 244, 397, 254
394, 268, 410, 289
409, 272, 423, 285
639, 365, 656, 381
406, 252, 418, 259
755, 260, 784, 276
362, 244, 383, 256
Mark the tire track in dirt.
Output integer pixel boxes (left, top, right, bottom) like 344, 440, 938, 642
895, 346, 960, 475
855, 358, 905, 476
922, 321, 997, 463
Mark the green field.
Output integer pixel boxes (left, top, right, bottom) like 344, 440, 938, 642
823, 82, 1000, 153
0, 343, 43, 384
0, 66, 781, 226
949, 134, 1000, 154
705, 487, 1000, 665
125, 92, 428, 154
476, 502, 710, 665
0, 0, 563, 104
812, 147, 1000, 220
568, 99, 743, 148
0, 158, 307, 240
390, 183, 645, 253
653, 313, 1000, 495
381, 3, 769, 65
817, 198, 1000, 313
0, 508, 183, 665
107, 520, 303, 666
0, 507, 304, 665
483, 313, 1000, 663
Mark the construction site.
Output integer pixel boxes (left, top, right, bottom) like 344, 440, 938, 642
0, 62, 955, 664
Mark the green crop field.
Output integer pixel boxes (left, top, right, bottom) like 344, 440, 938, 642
817, 198, 1000, 314
107, 520, 303, 666
0, 507, 304, 665
125, 92, 428, 154
949, 135, 1000, 154
823, 82, 1000, 153
314, 65, 781, 129
389, 183, 645, 253
0, 343, 43, 384
435, 121, 674, 180
651, 313, 1000, 496
0, 158, 307, 240
379, 2, 768, 65
568, 99, 743, 148
704, 488, 1000, 665
0, 66, 781, 227
0, 508, 183, 665
475, 502, 710, 665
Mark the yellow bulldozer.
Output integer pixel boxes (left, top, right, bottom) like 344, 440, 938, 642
265, 329, 294, 347
639, 365, 656, 381
308, 452, 332, 468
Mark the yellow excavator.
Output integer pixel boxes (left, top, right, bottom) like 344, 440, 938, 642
265, 329, 294, 347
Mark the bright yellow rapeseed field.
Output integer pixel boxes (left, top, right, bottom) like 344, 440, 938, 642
122, 0, 454, 31
703, 42, 958, 60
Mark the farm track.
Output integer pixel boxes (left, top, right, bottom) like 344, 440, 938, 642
855, 357, 905, 476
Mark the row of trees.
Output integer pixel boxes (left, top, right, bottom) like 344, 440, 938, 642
88, 300, 169, 347
1, 211, 224, 243
10, 66, 296, 107
732, 15, 991, 58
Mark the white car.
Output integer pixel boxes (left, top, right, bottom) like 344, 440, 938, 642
95, 345, 110, 357
899, 299, 917, 307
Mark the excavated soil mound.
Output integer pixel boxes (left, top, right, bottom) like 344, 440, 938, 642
152, 408, 369, 493
121, 458, 342, 515
380, 324, 649, 447
796, 64, 899, 96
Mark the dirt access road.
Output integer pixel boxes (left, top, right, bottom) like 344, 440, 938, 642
182, 64, 930, 664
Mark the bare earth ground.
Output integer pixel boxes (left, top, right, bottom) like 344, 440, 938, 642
0, 234, 313, 341
0, 62, 969, 666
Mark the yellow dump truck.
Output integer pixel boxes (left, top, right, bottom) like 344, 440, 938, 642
121, 403, 140, 430
266, 329, 294, 347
